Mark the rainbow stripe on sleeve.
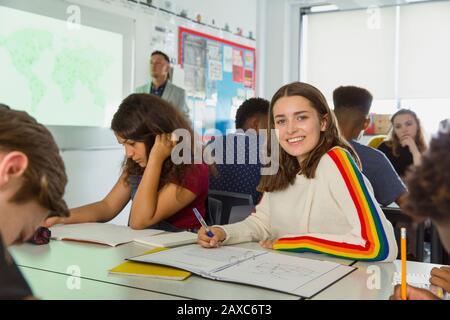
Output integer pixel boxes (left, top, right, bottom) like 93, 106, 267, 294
273, 147, 390, 261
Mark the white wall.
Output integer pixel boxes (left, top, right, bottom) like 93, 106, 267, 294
61, 148, 131, 226
257, 0, 302, 100
166, 0, 257, 38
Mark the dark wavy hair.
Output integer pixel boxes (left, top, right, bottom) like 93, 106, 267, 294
111, 94, 194, 190
386, 109, 427, 157
404, 125, 450, 223
257, 82, 360, 192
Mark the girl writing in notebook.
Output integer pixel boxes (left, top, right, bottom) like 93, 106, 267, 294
45, 94, 208, 232
198, 82, 398, 262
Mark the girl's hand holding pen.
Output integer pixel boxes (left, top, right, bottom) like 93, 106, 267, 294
197, 226, 226, 248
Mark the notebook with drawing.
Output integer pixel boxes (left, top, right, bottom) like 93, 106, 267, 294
50, 223, 165, 247
134, 231, 198, 248
128, 244, 356, 298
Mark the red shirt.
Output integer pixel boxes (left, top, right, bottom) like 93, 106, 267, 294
167, 163, 209, 230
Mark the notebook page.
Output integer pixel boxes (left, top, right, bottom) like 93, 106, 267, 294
213, 251, 343, 294
130, 244, 266, 275
50, 223, 165, 246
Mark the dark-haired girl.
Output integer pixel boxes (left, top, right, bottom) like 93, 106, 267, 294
45, 94, 208, 232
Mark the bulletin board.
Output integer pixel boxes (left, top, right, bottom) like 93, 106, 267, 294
178, 27, 256, 136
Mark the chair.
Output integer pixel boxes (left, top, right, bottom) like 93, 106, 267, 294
382, 206, 425, 262
228, 205, 255, 224
367, 135, 387, 148
430, 223, 450, 265
205, 196, 222, 226
207, 190, 253, 225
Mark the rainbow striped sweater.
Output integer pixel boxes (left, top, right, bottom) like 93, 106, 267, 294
218, 147, 398, 262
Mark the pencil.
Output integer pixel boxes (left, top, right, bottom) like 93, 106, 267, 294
401, 227, 407, 300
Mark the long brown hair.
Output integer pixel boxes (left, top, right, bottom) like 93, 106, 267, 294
385, 109, 427, 157
0, 108, 68, 216
257, 82, 360, 192
111, 94, 194, 190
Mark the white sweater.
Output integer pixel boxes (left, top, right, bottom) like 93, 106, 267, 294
218, 147, 398, 262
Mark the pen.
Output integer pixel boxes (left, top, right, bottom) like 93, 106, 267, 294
401, 227, 407, 300
193, 208, 214, 238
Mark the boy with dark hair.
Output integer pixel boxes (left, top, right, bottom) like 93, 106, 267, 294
209, 98, 270, 211
0, 108, 68, 299
235, 97, 269, 131
333, 85, 407, 207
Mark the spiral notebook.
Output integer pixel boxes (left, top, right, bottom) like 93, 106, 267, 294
128, 244, 356, 298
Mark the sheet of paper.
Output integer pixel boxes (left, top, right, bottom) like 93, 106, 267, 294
130, 244, 266, 274
50, 223, 165, 246
213, 252, 341, 293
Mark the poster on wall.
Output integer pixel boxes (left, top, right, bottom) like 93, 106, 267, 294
179, 27, 256, 135
183, 34, 207, 98
149, 18, 177, 63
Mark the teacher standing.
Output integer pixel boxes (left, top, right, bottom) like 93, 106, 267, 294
135, 50, 189, 118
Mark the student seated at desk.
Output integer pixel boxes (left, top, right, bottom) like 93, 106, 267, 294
391, 124, 450, 300
198, 82, 398, 262
333, 85, 407, 207
45, 94, 208, 232
0, 107, 69, 299
208, 97, 269, 204
377, 109, 427, 180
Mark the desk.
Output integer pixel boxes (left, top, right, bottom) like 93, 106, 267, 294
312, 260, 443, 300
12, 240, 439, 300
20, 266, 185, 300
13, 241, 343, 300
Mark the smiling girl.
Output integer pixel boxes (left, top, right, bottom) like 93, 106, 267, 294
377, 109, 427, 179
45, 94, 208, 232
197, 82, 397, 262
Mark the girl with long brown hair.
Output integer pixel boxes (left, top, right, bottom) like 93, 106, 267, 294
378, 109, 427, 179
45, 94, 208, 232
198, 82, 397, 262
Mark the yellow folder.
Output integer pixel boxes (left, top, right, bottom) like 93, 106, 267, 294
108, 248, 191, 280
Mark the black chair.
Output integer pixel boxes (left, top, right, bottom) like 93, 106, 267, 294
205, 196, 222, 226
382, 206, 425, 262
430, 223, 450, 265
207, 190, 254, 225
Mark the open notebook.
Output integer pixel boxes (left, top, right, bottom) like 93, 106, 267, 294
129, 244, 356, 298
50, 223, 165, 247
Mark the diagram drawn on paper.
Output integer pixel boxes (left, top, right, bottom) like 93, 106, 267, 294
252, 262, 321, 281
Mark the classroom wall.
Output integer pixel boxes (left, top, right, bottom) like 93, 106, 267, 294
167, 0, 257, 38
55, 0, 259, 225
256, 0, 302, 100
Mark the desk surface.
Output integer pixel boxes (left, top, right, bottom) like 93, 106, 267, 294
13, 240, 351, 300
11, 239, 440, 300
20, 266, 185, 300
